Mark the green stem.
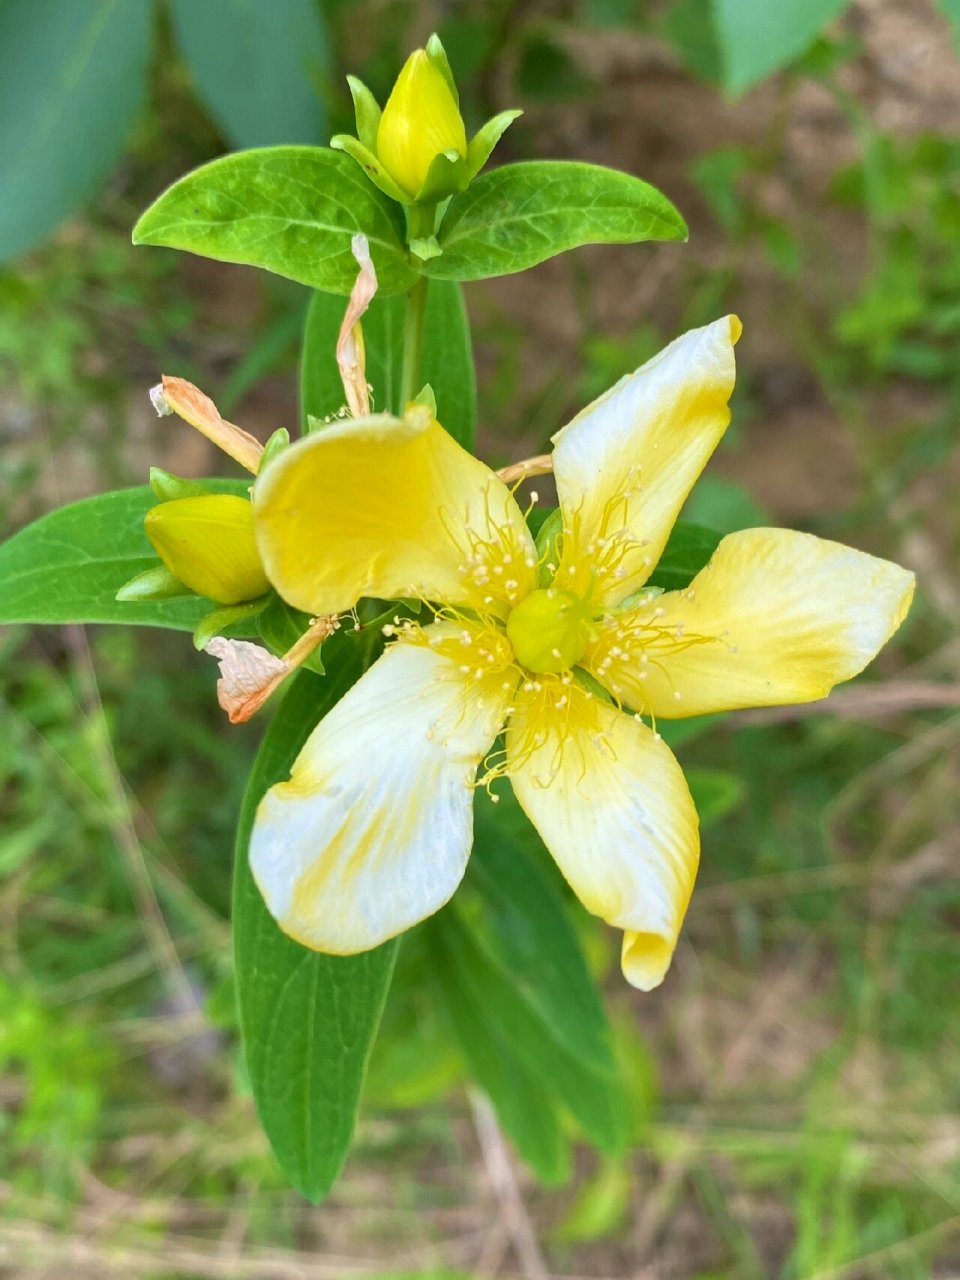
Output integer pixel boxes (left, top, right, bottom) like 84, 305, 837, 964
399, 273, 428, 411
398, 202, 438, 413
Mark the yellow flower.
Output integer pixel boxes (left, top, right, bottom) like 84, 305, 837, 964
146, 494, 269, 605
377, 49, 467, 200
249, 317, 914, 990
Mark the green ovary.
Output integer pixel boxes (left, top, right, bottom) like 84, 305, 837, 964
506, 588, 593, 674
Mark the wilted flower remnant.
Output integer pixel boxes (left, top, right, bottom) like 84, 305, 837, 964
247, 317, 914, 990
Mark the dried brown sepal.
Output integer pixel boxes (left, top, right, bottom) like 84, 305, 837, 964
336, 234, 378, 418
206, 615, 341, 724
496, 454, 553, 485
151, 377, 264, 476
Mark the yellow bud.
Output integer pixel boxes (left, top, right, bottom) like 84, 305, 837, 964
377, 49, 466, 199
506, 588, 593, 675
145, 495, 269, 605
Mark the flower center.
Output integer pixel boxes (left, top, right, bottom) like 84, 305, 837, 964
506, 587, 592, 674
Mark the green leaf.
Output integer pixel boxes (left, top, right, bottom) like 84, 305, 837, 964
517, 32, 592, 101
0, 0, 153, 261
646, 521, 721, 592
430, 912, 572, 1184
686, 767, 744, 828
193, 598, 268, 651
661, 0, 724, 85
299, 280, 476, 447
233, 649, 398, 1202
468, 788, 626, 1145
169, 0, 329, 148
133, 147, 418, 298
680, 474, 768, 535
555, 1156, 632, 1243
712, 0, 853, 94
0, 483, 250, 629
362, 937, 465, 1109
941, 0, 960, 52
425, 161, 687, 282
429, 786, 627, 1179
257, 595, 324, 673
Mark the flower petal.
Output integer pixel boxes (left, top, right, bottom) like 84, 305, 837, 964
250, 629, 513, 953
586, 528, 915, 718
551, 317, 740, 607
507, 681, 699, 990
253, 409, 536, 618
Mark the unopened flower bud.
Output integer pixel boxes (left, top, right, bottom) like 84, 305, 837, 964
145, 494, 269, 605
377, 49, 466, 200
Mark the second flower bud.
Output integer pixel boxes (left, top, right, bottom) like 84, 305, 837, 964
145, 494, 269, 605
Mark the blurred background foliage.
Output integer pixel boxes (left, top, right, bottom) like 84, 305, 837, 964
1, 0, 959, 1276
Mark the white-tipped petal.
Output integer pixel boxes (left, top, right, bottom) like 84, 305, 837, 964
507, 683, 700, 990
250, 633, 512, 953
551, 316, 740, 607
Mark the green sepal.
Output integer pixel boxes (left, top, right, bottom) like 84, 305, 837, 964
425, 33, 459, 105
534, 507, 563, 584
193, 596, 270, 651
115, 563, 192, 602
414, 148, 469, 205
346, 74, 381, 151
329, 134, 408, 203
149, 466, 221, 501
608, 584, 664, 614
466, 109, 523, 180
260, 427, 290, 471
572, 666, 616, 706
409, 235, 442, 262
412, 383, 437, 415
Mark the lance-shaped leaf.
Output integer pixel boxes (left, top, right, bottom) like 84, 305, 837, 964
133, 148, 418, 298
0, 483, 251, 629
712, 0, 852, 94
0, 0, 153, 262
425, 161, 687, 282
429, 786, 628, 1179
233, 648, 398, 1201
646, 521, 723, 592
299, 279, 477, 447
168, 0, 329, 148
430, 910, 572, 1184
